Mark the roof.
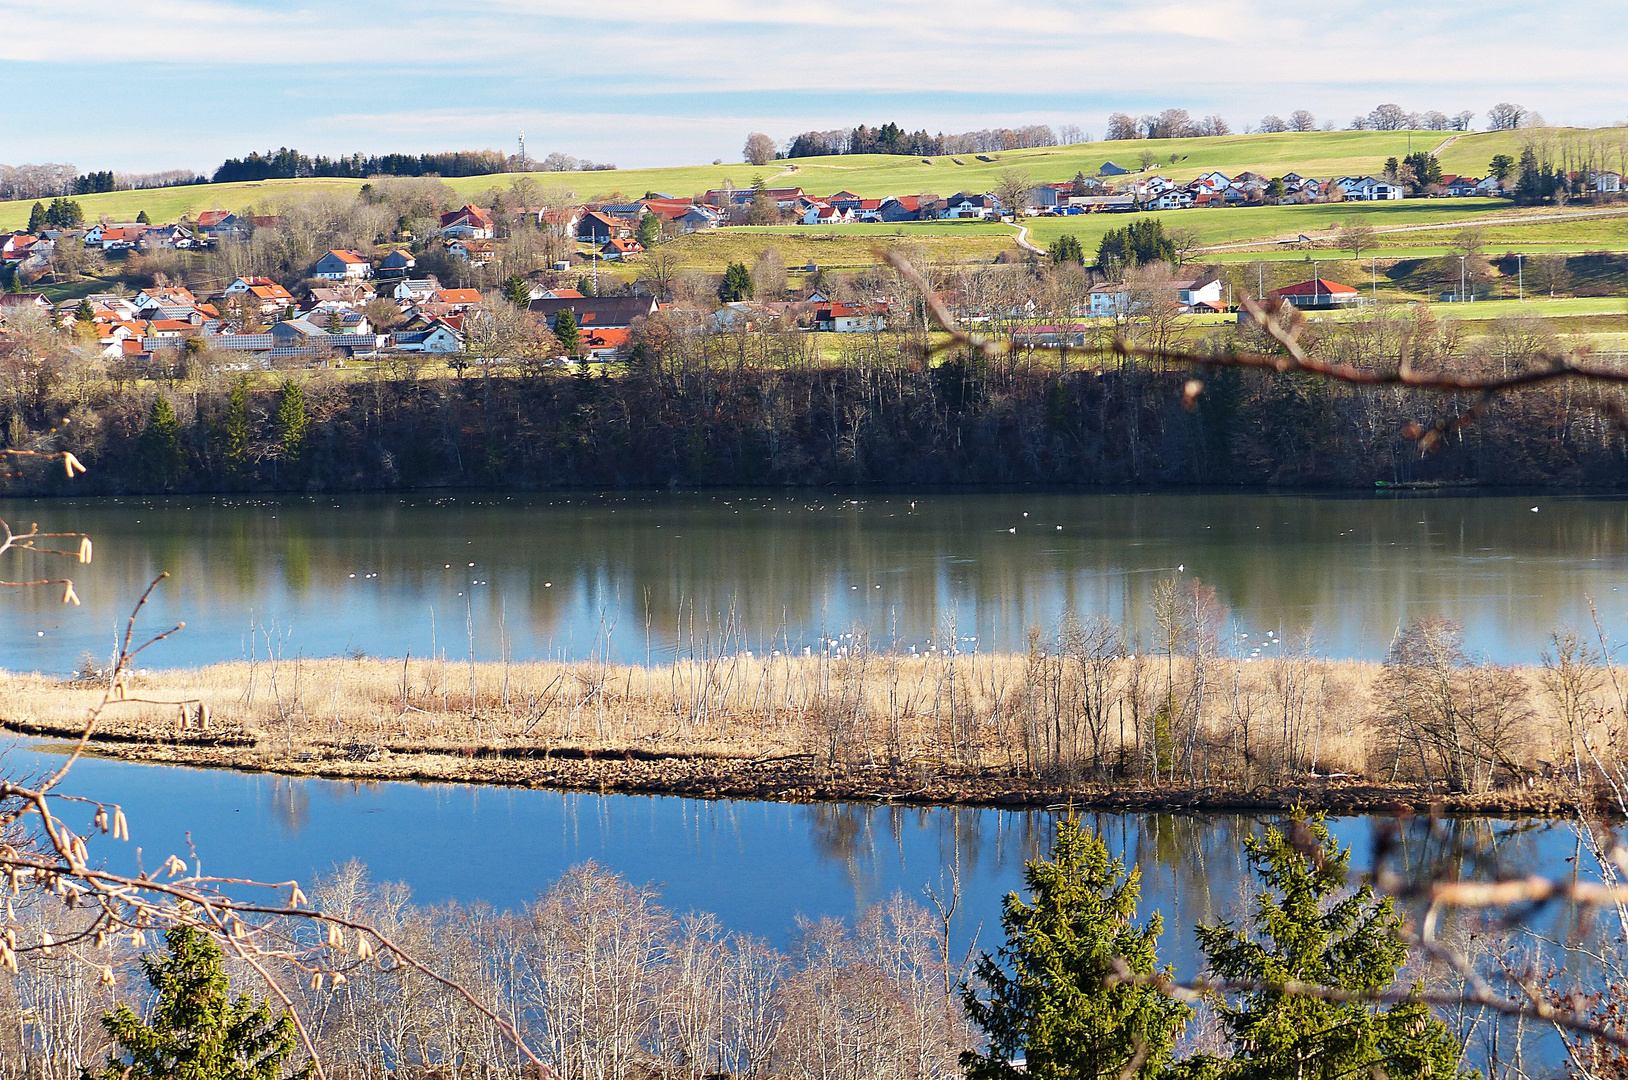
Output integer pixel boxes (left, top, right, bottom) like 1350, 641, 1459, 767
1273, 278, 1360, 297
196, 210, 234, 227
582, 327, 633, 351
440, 205, 494, 228
817, 303, 888, 319
321, 249, 369, 265
527, 297, 656, 326
432, 289, 482, 305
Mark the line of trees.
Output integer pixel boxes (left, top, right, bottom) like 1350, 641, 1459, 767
1, 858, 971, 1080
211, 148, 517, 184
1103, 103, 1496, 140
782, 124, 1062, 159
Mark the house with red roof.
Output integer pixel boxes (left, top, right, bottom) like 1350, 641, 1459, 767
312, 250, 372, 280
1271, 278, 1361, 309
576, 212, 636, 243
223, 276, 296, 314
878, 195, 925, 222
430, 288, 483, 311
439, 205, 495, 240
815, 302, 888, 332
600, 238, 644, 260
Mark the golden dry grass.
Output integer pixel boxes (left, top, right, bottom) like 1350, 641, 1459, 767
0, 651, 1599, 792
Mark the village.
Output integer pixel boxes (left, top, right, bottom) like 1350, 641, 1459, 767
0, 153, 1611, 367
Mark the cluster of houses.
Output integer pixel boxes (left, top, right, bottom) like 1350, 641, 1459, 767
0, 152, 1469, 365
0, 271, 497, 363
565, 165, 1514, 240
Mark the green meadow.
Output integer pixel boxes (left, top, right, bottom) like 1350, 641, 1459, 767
4, 126, 1623, 235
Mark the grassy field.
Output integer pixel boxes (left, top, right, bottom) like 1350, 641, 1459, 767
4, 126, 1623, 233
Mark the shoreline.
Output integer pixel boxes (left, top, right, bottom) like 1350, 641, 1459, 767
5, 718, 1587, 818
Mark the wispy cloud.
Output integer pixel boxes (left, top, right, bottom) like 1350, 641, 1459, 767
0, 0, 1623, 171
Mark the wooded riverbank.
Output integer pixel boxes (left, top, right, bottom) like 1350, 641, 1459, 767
5, 353, 1628, 497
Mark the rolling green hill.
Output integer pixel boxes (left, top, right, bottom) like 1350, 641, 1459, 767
4, 127, 1619, 234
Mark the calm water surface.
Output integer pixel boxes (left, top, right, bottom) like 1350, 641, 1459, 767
5, 490, 1628, 672
12, 741, 1594, 973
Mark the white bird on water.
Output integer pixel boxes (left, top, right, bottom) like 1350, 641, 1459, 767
1178, 564, 1185, 572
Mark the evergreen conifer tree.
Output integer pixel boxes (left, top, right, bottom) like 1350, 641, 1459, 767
636, 211, 661, 248
718, 261, 753, 302
503, 274, 531, 306
136, 209, 150, 224
962, 817, 1191, 1080
136, 395, 186, 487
1049, 234, 1084, 265
1194, 810, 1472, 1080
273, 381, 308, 466
554, 308, 580, 355
27, 202, 46, 233
84, 926, 310, 1080
223, 379, 252, 479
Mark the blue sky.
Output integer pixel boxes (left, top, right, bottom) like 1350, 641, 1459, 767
1, 0, 1623, 173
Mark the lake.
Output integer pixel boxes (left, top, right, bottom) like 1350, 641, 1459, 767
13, 740, 1593, 973
4, 489, 1628, 673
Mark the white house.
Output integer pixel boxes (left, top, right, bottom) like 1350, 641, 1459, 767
1337, 177, 1406, 201
311, 250, 372, 280
393, 278, 441, 303
939, 193, 997, 219
1151, 190, 1194, 210
1596, 171, 1624, 193
1176, 279, 1223, 308
392, 320, 464, 353
439, 205, 495, 240
814, 303, 888, 332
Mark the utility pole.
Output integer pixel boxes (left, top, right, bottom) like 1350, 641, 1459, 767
1459, 255, 1466, 302
1517, 253, 1524, 302
1372, 255, 1378, 301
1313, 260, 1320, 306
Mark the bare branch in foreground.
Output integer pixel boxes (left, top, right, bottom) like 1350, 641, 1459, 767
1104, 958, 1628, 1051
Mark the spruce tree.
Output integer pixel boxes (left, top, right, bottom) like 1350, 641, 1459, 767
223, 379, 252, 479
136, 209, 150, 224
136, 395, 186, 487
274, 381, 308, 467
718, 261, 753, 302
554, 307, 580, 355
962, 817, 1190, 1080
503, 273, 531, 306
27, 201, 46, 233
1050, 234, 1084, 265
635, 210, 661, 247
84, 926, 310, 1080
1195, 810, 1471, 1080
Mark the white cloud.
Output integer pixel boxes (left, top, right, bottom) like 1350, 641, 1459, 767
0, 0, 1625, 169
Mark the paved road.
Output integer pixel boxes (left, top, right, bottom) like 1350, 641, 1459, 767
1011, 221, 1045, 254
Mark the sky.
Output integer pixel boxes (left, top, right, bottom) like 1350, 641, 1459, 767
0, 0, 1624, 175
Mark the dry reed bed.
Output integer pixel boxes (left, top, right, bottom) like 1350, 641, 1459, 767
0, 651, 1603, 813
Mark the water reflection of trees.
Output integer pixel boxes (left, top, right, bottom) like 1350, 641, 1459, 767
12, 492, 1628, 666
